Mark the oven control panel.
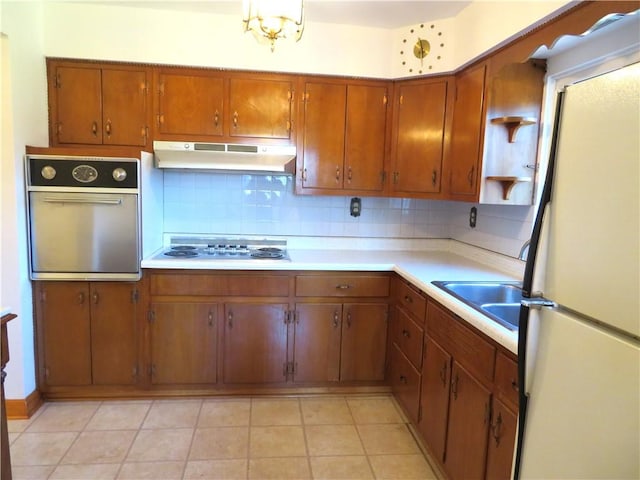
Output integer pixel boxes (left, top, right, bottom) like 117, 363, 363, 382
27, 156, 138, 189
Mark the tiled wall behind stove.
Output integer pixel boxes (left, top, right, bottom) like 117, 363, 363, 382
163, 172, 451, 238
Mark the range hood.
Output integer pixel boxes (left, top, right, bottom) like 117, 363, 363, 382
153, 141, 296, 175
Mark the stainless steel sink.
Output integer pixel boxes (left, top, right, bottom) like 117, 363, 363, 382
479, 303, 521, 329
432, 281, 523, 331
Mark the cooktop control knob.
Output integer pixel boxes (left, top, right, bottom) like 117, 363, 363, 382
41, 165, 56, 180
112, 168, 127, 182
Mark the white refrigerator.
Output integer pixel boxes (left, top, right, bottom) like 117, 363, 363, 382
515, 62, 640, 479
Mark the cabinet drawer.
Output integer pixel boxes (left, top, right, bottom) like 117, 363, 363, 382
295, 274, 390, 297
394, 307, 424, 370
395, 279, 427, 322
150, 274, 290, 297
494, 352, 519, 409
426, 301, 496, 384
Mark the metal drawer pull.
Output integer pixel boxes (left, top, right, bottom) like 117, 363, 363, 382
404, 295, 413, 303
402, 329, 410, 338
43, 196, 123, 205
335, 284, 352, 290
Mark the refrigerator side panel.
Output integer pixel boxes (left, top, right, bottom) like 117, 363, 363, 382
520, 308, 640, 479
544, 63, 640, 337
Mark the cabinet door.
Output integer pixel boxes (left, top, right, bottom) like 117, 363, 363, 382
293, 304, 341, 383
223, 303, 288, 384
90, 283, 138, 385
390, 343, 421, 423
150, 303, 217, 385
449, 64, 486, 198
157, 71, 224, 137
392, 79, 448, 194
38, 282, 92, 386
53, 66, 102, 145
445, 361, 492, 480
300, 82, 346, 189
485, 398, 518, 480
419, 336, 452, 462
229, 77, 293, 139
344, 84, 388, 191
102, 68, 148, 146
341, 304, 388, 381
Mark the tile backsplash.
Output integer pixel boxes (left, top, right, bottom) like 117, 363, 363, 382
163, 171, 533, 257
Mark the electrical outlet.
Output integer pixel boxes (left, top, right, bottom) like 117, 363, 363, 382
469, 207, 477, 228
350, 197, 361, 217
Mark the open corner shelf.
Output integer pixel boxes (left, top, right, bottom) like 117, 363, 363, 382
490, 116, 537, 142
485, 176, 532, 200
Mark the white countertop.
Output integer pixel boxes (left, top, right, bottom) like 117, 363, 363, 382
142, 242, 522, 354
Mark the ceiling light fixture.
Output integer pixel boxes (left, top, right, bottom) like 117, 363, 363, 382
242, 0, 304, 52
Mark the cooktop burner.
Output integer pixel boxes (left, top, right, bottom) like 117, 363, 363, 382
155, 237, 290, 261
164, 250, 198, 257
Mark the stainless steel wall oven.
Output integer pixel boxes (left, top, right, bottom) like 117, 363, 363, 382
25, 155, 141, 281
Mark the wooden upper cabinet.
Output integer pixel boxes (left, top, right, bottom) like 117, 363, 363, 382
448, 63, 487, 199
344, 84, 388, 192
390, 77, 451, 197
154, 69, 296, 143
228, 77, 293, 140
298, 79, 389, 195
299, 81, 347, 190
156, 69, 225, 138
48, 60, 149, 147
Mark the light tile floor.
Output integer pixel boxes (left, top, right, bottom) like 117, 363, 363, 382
8, 394, 438, 480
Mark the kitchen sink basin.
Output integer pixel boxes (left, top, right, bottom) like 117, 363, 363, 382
479, 303, 521, 329
432, 281, 524, 331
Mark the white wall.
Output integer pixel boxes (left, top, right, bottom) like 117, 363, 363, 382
0, 2, 48, 399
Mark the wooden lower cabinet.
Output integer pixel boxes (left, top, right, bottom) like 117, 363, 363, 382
293, 302, 388, 383
485, 397, 518, 480
444, 361, 492, 480
149, 302, 217, 385
223, 303, 289, 384
419, 336, 451, 461
390, 289, 519, 480
35, 281, 138, 388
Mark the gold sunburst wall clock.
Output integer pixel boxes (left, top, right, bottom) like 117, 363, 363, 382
395, 21, 451, 77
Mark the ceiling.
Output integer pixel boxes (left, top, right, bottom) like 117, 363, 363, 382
99, 1, 472, 28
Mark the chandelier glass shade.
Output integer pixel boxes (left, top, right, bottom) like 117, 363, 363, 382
242, 0, 304, 51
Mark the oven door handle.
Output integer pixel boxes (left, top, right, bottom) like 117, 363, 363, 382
42, 196, 123, 205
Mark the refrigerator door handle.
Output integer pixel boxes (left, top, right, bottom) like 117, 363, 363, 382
521, 298, 557, 309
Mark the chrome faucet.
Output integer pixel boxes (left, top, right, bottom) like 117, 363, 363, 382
518, 239, 531, 261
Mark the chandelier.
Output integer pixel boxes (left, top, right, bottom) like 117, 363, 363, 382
242, 0, 305, 52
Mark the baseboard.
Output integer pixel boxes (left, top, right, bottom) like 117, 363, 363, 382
6, 389, 43, 419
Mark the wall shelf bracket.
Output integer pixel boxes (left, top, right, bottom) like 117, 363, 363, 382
486, 176, 532, 200
490, 116, 536, 142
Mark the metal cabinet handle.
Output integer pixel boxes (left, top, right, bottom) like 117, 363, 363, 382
451, 373, 459, 399
333, 311, 339, 328
491, 411, 503, 445
467, 165, 475, 186
77, 292, 85, 304
404, 295, 413, 304
233, 111, 238, 128
92, 291, 99, 304
208, 311, 214, 327
402, 329, 410, 338
432, 169, 437, 186
399, 375, 407, 384
214, 110, 219, 127
105, 120, 112, 137
346, 312, 352, 329
336, 284, 351, 290
439, 361, 448, 386
347, 167, 353, 182
335, 166, 341, 182
227, 311, 233, 328
92, 121, 98, 136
